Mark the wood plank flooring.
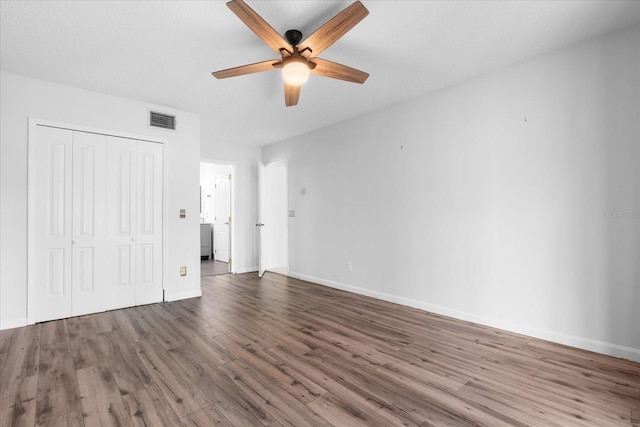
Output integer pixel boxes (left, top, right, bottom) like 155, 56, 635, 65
1, 273, 639, 426
201, 259, 230, 277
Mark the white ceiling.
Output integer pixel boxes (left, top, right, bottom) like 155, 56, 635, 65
2, 1, 640, 147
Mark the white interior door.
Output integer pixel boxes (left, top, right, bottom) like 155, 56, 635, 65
106, 136, 137, 310
214, 174, 230, 263
258, 162, 266, 277
32, 126, 73, 322
264, 162, 288, 273
135, 141, 164, 305
71, 132, 107, 316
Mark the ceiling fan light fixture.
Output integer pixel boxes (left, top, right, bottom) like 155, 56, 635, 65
213, 0, 370, 105
282, 58, 310, 86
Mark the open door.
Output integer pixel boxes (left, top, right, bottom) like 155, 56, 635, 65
214, 173, 230, 263
257, 162, 266, 277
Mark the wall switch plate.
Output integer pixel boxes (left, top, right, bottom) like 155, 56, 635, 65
347, 262, 352, 273
289, 209, 296, 217
180, 266, 187, 276
179, 209, 186, 218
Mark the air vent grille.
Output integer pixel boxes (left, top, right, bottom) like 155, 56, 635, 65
149, 111, 176, 130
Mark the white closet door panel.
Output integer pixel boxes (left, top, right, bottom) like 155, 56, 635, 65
106, 136, 137, 310
72, 132, 107, 316
33, 126, 73, 322
136, 141, 163, 305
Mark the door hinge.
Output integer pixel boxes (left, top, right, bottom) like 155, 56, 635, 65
228, 173, 232, 180
228, 216, 232, 222
228, 258, 232, 265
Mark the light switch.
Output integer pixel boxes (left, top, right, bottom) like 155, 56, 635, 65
179, 209, 186, 218
180, 266, 187, 276
289, 209, 296, 218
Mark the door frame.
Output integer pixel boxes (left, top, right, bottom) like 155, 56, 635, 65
27, 118, 167, 325
199, 158, 236, 274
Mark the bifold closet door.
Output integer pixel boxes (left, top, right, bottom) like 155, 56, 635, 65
71, 131, 107, 316
32, 126, 163, 322
134, 141, 163, 305
33, 128, 107, 320
33, 126, 74, 322
106, 137, 163, 310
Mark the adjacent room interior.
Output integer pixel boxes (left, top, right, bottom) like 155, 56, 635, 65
1, 0, 639, 425
200, 161, 233, 277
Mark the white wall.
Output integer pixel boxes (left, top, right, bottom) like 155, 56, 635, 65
0, 72, 202, 329
200, 142, 261, 273
262, 25, 640, 361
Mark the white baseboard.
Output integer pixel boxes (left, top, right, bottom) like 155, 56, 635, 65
164, 288, 202, 302
0, 317, 28, 330
288, 272, 640, 363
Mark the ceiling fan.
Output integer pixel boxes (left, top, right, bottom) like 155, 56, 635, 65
212, 0, 369, 107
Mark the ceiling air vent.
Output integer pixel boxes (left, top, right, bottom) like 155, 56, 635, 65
149, 111, 176, 130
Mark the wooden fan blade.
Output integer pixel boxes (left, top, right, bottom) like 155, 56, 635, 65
227, 0, 290, 54
309, 58, 369, 83
212, 59, 280, 79
298, 1, 368, 58
284, 83, 300, 107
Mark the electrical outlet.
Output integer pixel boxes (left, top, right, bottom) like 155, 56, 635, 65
347, 262, 352, 273
180, 266, 187, 276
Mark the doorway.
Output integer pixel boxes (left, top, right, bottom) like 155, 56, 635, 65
200, 161, 234, 277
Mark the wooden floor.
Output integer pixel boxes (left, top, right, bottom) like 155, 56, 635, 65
200, 259, 230, 277
1, 273, 639, 426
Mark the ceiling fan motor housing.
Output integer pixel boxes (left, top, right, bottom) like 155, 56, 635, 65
285, 29, 303, 46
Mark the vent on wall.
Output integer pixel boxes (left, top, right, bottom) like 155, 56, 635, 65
149, 111, 176, 130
